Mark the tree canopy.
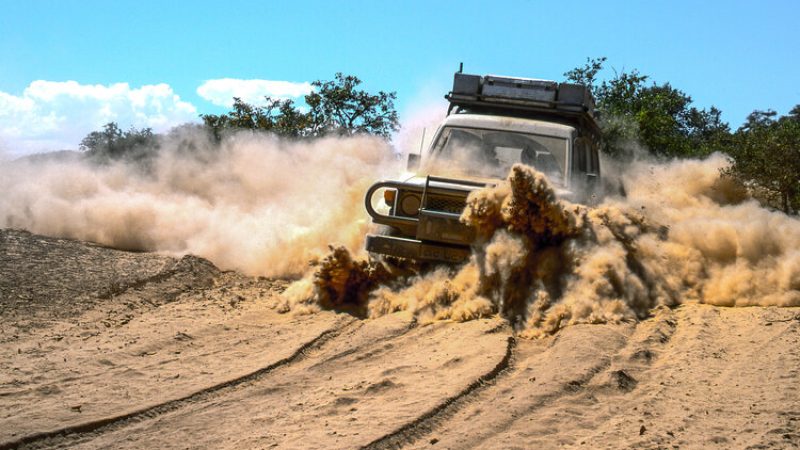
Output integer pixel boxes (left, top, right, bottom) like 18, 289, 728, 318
565, 57, 729, 159
722, 109, 800, 214
79, 122, 158, 163
201, 73, 399, 140
566, 57, 799, 215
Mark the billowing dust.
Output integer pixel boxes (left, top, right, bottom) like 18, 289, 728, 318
4, 130, 799, 337
285, 154, 800, 338
0, 130, 398, 277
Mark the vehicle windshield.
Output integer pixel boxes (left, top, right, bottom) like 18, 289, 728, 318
427, 126, 568, 181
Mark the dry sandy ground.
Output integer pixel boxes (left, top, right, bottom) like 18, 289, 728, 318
1, 228, 798, 449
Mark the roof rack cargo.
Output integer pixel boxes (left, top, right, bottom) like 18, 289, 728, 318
445, 72, 600, 135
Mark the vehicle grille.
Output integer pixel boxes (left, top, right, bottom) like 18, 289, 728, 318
425, 196, 467, 214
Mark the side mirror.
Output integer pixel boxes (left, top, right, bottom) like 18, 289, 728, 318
407, 153, 420, 172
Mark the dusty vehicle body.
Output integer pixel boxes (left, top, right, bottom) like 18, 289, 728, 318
365, 71, 602, 263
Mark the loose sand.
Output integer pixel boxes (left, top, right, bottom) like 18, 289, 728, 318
1, 228, 798, 449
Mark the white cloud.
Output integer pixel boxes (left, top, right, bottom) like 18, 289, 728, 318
0, 81, 198, 157
197, 78, 313, 108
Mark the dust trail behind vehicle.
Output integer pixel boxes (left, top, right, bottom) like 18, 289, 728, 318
0, 130, 398, 277
3, 125, 798, 338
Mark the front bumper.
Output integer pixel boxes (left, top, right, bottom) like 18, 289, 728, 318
364, 175, 489, 264
365, 234, 471, 263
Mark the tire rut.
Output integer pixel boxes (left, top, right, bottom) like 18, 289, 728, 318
366, 311, 678, 449
463, 310, 679, 448
308, 318, 418, 370
468, 353, 619, 449
361, 335, 517, 450
1, 318, 359, 450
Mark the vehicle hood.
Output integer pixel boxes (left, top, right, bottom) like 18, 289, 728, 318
398, 171, 572, 197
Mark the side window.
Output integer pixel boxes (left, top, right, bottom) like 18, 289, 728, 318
588, 143, 599, 176
572, 138, 587, 174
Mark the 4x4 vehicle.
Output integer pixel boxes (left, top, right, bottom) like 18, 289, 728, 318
364, 70, 602, 263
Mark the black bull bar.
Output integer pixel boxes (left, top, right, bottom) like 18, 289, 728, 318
364, 176, 491, 263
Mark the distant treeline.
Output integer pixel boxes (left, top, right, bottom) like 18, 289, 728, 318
80, 72, 399, 157
564, 57, 799, 214
79, 64, 799, 215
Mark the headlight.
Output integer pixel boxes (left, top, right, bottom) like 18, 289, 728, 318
399, 193, 421, 216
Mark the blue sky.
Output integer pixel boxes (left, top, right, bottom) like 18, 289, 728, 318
1, 0, 798, 155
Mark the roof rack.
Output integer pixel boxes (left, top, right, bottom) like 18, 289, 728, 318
445, 72, 600, 136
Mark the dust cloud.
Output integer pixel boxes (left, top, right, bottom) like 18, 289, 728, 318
287, 154, 800, 338
0, 130, 397, 277
3, 125, 799, 337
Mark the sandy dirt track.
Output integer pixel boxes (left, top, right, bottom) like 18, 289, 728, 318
1, 229, 798, 449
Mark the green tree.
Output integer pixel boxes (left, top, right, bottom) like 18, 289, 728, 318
200, 97, 311, 140
79, 122, 158, 162
200, 73, 399, 140
305, 73, 399, 138
723, 107, 800, 214
565, 58, 730, 159
739, 109, 778, 132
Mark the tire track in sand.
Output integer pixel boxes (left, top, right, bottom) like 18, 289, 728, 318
404, 308, 679, 449
1, 318, 359, 450
361, 335, 517, 450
